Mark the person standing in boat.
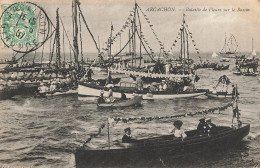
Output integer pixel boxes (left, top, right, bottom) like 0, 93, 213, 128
232, 97, 240, 125
122, 127, 136, 143
108, 86, 114, 102
232, 85, 239, 99
169, 120, 187, 140
86, 68, 94, 81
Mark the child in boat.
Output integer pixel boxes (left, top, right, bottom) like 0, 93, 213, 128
122, 127, 136, 143
169, 120, 187, 140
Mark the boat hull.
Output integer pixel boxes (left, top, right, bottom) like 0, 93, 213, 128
97, 96, 142, 108
78, 84, 206, 100
206, 92, 233, 99
75, 124, 250, 167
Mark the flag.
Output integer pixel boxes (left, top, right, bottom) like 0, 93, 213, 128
111, 23, 114, 31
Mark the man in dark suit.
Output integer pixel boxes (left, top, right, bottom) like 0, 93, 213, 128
197, 118, 206, 136
122, 127, 136, 143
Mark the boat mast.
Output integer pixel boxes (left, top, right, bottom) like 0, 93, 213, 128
224, 32, 227, 53
72, 0, 79, 71
252, 38, 254, 53
109, 22, 113, 59
56, 8, 61, 69
133, 2, 137, 66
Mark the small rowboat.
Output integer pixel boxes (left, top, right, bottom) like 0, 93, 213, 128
97, 95, 142, 108
213, 65, 229, 71
75, 124, 250, 167
206, 91, 233, 99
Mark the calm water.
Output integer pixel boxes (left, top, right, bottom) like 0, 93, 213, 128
0, 54, 259, 168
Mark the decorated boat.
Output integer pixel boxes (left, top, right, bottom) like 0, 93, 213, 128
97, 95, 142, 108
75, 124, 250, 166
79, 80, 207, 100
205, 75, 234, 99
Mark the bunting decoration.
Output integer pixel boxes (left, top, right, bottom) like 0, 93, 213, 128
112, 102, 233, 123
137, 4, 168, 57
81, 102, 233, 146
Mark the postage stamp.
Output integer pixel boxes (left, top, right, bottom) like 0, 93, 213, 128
1, 3, 38, 48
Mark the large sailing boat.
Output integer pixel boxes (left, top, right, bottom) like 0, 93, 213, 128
219, 33, 240, 58
78, 7, 207, 99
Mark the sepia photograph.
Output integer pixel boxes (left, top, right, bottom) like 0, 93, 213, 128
0, 0, 259, 167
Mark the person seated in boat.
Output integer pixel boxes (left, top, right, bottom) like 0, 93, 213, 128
197, 118, 207, 136
122, 127, 136, 143
121, 91, 127, 100
107, 86, 114, 103
97, 91, 105, 104
205, 118, 217, 136
136, 76, 143, 91
169, 120, 187, 140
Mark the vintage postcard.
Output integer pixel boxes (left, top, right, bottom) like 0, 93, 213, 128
0, 0, 259, 167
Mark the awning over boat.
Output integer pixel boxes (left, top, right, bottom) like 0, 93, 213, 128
109, 68, 193, 78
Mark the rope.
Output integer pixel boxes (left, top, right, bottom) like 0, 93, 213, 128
82, 102, 233, 145
112, 102, 233, 123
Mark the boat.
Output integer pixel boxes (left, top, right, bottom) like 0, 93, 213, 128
0, 84, 19, 100
219, 33, 240, 58
35, 88, 78, 98
251, 38, 257, 56
213, 64, 229, 71
212, 52, 218, 58
206, 91, 233, 99
220, 58, 230, 62
78, 82, 207, 100
97, 95, 142, 108
75, 124, 250, 166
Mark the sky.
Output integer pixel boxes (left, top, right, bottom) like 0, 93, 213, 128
0, 0, 260, 60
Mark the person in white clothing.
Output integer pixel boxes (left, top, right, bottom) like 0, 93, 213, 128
169, 120, 187, 140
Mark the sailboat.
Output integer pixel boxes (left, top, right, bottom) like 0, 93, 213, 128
212, 52, 218, 58
219, 33, 239, 58
251, 38, 257, 56
78, 9, 208, 99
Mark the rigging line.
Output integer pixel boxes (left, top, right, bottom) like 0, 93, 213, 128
41, 16, 47, 64
77, 3, 100, 53
49, 32, 57, 66
79, 12, 84, 65
59, 17, 76, 55
137, 4, 164, 51
136, 28, 155, 61
63, 23, 65, 64
113, 29, 137, 57
15, 29, 56, 62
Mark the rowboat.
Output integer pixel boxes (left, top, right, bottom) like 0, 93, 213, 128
35, 89, 78, 98
97, 95, 142, 108
0, 85, 19, 100
78, 83, 207, 100
206, 91, 233, 99
75, 124, 250, 167
213, 65, 229, 71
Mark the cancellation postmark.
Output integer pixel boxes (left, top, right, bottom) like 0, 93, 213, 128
0, 2, 51, 53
